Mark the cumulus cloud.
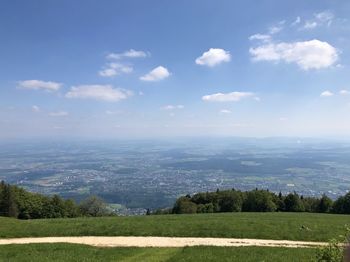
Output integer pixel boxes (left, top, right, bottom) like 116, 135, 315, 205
340, 90, 350, 95
202, 92, 256, 102
320, 91, 334, 97
250, 39, 338, 70
161, 105, 184, 110
32, 105, 40, 112
140, 66, 170, 81
107, 49, 149, 59
49, 111, 69, 117
195, 48, 231, 67
65, 85, 133, 102
99, 63, 133, 77
17, 80, 62, 91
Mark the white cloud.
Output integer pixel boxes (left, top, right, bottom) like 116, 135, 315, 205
249, 34, 271, 42
220, 109, 232, 114
269, 26, 282, 34
107, 49, 149, 59
17, 80, 62, 91
99, 63, 133, 77
202, 92, 255, 102
320, 91, 334, 97
65, 85, 133, 102
32, 105, 40, 112
291, 16, 301, 26
269, 21, 285, 34
161, 105, 184, 110
302, 11, 334, 30
303, 21, 318, 29
315, 11, 334, 25
195, 48, 231, 67
49, 111, 69, 117
99, 68, 117, 77
250, 39, 338, 70
140, 66, 170, 81
339, 90, 350, 95
279, 117, 288, 121
123, 49, 149, 58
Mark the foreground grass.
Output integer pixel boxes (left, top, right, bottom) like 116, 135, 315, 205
0, 243, 316, 262
0, 213, 349, 241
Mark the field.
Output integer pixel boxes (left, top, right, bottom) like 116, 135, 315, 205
1, 212, 348, 261
0, 244, 316, 262
0, 212, 349, 241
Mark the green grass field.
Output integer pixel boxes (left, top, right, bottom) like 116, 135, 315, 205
0, 244, 316, 262
0, 212, 349, 241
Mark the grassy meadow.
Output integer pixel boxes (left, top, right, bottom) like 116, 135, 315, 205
0, 212, 349, 241
0, 244, 317, 262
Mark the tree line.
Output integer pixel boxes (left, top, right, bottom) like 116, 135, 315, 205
160, 188, 350, 215
0, 181, 111, 219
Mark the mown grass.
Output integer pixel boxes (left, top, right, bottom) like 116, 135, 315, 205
0, 243, 317, 262
0, 212, 349, 241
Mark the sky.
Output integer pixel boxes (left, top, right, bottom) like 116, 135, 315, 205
1, 0, 350, 139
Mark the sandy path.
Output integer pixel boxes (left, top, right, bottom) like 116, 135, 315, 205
0, 237, 328, 248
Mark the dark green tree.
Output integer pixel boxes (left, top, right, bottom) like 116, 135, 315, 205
284, 193, 305, 212
242, 190, 276, 212
79, 196, 110, 217
0, 183, 18, 218
317, 194, 333, 213
332, 192, 350, 214
218, 191, 243, 212
172, 197, 197, 214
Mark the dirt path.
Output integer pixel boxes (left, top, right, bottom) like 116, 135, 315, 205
0, 237, 328, 248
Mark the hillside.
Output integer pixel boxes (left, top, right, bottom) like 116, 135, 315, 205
2, 212, 348, 261
0, 212, 348, 241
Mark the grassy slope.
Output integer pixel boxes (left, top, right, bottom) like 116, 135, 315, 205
0, 212, 349, 241
0, 244, 316, 262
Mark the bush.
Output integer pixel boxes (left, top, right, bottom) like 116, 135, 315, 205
79, 196, 110, 217
172, 197, 197, 214
316, 227, 349, 262
316, 239, 344, 262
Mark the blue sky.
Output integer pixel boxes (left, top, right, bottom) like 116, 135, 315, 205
1, 0, 350, 139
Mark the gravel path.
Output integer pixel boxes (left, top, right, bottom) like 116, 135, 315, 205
0, 237, 328, 248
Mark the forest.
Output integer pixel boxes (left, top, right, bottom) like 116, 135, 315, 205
166, 188, 350, 215
0, 181, 110, 219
